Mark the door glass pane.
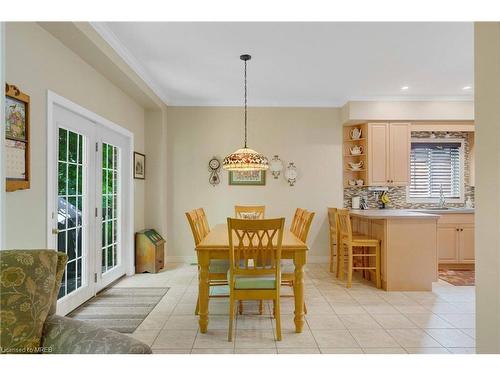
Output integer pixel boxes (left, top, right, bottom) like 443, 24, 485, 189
57, 128, 85, 299
101, 143, 120, 274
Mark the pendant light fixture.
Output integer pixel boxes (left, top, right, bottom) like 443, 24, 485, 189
222, 54, 269, 171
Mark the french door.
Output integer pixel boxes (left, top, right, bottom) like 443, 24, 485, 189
49, 102, 131, 315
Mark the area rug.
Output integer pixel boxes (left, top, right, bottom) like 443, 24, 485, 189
438, 269, 475, 286
68, 287, 169, 333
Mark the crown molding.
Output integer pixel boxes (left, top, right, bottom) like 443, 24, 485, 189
90, 22, 170, 105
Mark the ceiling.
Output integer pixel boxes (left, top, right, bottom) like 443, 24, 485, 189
93, 22, 474, 107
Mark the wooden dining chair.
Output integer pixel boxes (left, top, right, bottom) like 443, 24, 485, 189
234, 205, 265, 220
327, 208, 340, 276
186, 208, 229, 314
336, 209, 381, 289
281, 210, 315, 314
234, 205, 265, 314
227, 217, 285, 341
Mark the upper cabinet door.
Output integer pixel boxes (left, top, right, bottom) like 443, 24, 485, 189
389, 123, 411, 185
368, 123, 389, 185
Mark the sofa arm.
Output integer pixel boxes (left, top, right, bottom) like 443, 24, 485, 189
41, 315, 152, 354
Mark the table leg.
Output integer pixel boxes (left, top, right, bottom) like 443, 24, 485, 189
197, 252, 210, 333
293, 252, 306, 333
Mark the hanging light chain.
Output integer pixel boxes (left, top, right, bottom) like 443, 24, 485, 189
244, 57, 248, 148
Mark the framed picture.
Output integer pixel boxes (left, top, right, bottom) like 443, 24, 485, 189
5, 83, 30, 192
6, 96, 26, 141
229, 170, 266, 186
133, 152, 146, 179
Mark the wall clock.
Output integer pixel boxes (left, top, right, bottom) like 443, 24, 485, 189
208, 157, 221, 186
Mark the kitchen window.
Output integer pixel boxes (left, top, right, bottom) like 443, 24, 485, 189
407, 138, 464, 203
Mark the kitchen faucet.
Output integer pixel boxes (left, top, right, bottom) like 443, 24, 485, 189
438, 184, 446, 208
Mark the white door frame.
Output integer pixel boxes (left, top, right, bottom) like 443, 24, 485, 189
46, 90, 135, 288
95, 127, 131, 290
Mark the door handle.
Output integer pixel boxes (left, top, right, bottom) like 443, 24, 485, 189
52, 228, 60, 235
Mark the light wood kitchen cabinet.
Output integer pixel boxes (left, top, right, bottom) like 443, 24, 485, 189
437, 214, 475, 264
367, 122, 410, 186
459, 224, 475, 263
367, 123, 389, 185
389, 123, 411, 185
437, 225, 459, 263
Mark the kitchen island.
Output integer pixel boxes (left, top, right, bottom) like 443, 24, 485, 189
349, 209, 439, 291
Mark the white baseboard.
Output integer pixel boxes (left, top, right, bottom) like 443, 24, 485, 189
166, 255, 329, 264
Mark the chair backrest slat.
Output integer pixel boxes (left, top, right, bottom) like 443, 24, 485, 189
234, 205, 265, 220
196, 208, 210, 237
291, 208, 315, 243
185, 208, 210, 246
336, 209, 353, 244
328, 207, 339, 246
291, 208, 305, 234
297, 211, 315, 243
227, 218, 284, 278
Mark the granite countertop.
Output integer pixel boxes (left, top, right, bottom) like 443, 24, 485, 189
349, 209, 439, 219
409, 208, 475, 214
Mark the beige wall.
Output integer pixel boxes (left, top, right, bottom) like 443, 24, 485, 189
144, 108, 168, 237
166, 107, 342, 261
474, 22, 500, 353
4, 22, 146, 249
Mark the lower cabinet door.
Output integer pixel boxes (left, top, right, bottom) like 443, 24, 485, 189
459, 225, 475, 263
437, 225, 459, 263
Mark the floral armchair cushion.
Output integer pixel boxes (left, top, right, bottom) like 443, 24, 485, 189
0, 250, 65, 354
41, 315, 152, 354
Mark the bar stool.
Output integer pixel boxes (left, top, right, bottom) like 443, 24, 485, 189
336, 209, 381, 289
327, 208, 340, 275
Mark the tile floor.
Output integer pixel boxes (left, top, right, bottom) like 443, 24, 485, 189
116, 263, 476, 354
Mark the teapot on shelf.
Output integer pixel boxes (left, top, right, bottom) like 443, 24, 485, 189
350, 127, 362, 140
350, 145, 363, 155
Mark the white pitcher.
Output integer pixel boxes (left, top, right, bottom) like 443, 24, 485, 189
350, 145, 363, 155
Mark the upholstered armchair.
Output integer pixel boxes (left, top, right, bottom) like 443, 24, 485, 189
0, 250, 151, 354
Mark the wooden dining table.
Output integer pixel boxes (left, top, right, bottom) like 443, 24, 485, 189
195, 223, 309, 333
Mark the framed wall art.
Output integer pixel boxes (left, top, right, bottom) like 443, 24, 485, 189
5, 83, 30, 192
228, 170, 266, 186
133, 151, 146, 179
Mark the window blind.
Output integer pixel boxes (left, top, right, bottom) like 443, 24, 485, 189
409, 142, 462, 199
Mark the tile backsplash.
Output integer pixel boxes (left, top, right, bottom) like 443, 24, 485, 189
343, 131, 475, 209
